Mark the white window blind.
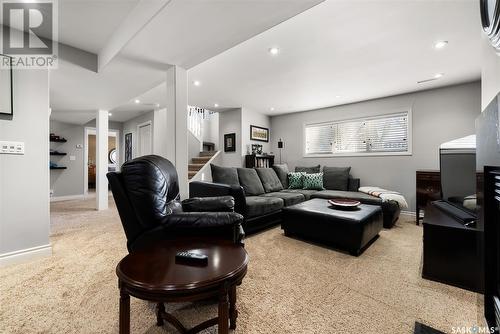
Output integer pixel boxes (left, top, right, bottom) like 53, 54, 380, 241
305, 112, 410, 156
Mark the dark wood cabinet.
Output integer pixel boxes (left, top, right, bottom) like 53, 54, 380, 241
245, 155, 274, 168
416, 170, 441, 224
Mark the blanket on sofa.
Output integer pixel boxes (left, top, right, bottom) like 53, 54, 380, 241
358, 186, 408, 209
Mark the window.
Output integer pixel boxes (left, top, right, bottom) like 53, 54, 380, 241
304, 111, 411, 156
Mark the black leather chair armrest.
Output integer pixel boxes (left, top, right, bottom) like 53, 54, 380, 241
182, 196, 235, 212
189, 181, 246, 215
348, 177, 360, 192
130, 212, 245, 251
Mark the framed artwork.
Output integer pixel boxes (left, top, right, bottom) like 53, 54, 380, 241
0, 54, 13, 118
250, 125, 269, 142
224, 133, 236, 152
125, 133, 133, 162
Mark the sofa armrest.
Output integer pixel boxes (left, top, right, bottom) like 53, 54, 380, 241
182, 196, 235, 212
189, 181, 246, 215
348, 177, 360, 192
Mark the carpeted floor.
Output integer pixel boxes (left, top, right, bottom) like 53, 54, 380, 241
0, 198, 482, 333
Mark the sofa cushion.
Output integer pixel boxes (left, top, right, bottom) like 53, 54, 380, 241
303, 172, 324, 190
272, 164, 289, 188
245, 196, 284, 218
281, 189, 319, 200
295, 165, 320, 174
237, 168, 265, 195
260, 192, 305, 206
211, 164, 240, 186
311, 190, 382, 205
323, 167, 351, 191
256, 168, 283, 193
288, 172, 305, 189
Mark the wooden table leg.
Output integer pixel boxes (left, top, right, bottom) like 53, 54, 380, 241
119, 289, 130, 334
229, 285, 238, 329
218, 285, 229, 334
156, 303, 165, 326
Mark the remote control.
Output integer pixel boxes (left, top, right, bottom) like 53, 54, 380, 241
175, 251, 208, 265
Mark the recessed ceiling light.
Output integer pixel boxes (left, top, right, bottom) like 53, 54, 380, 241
193, 80, 201, 86
134, 99, 140, 104
108, 113, 112, 116
269, 47, 280, 56
434, 40, 448, 49
335, 95, 341, 98
214, 103, 219, 108
434, 73, 444, 79
270, 107, 275, 111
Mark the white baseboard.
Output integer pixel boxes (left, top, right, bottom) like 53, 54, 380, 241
50, 194, 84, 202
401, 210, 416, 217
0, 244, 52, 267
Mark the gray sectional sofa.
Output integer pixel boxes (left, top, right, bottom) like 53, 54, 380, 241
189, 164, 401, 234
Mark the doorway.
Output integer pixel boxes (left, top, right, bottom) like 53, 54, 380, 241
137, 121, 152, 156
84, 128, 120, 195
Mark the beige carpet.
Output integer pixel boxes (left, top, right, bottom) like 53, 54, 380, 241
0, 198, 482, 333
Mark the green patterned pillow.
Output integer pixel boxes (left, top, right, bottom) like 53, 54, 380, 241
303, 172, 324, 190
287, 172, 305, 189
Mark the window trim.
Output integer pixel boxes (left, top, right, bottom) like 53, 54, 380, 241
303, 109, 413, 158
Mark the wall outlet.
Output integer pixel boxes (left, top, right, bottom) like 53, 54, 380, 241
0, 141, 24, 155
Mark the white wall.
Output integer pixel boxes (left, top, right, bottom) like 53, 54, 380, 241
122, 111, 154, 160
0, 69, 51, 262
270, 82, 481, 211
481, 36, 500, 110
218, 108, 242, 167
49, 120, 85, 197
188, 131, 202, 161
241, 108, 271, 162
202, 112, 219, 149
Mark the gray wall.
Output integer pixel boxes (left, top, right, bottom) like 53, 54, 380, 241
241, 108, 271, 162
0, 69, 50, 255
50, 120, 85, 197
270, 81, 481, 211
481, 36, 500, 110
218, 108, 242, 167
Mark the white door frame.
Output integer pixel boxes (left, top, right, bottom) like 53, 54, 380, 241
137, 120, 153, 156
84, 127, 120, 196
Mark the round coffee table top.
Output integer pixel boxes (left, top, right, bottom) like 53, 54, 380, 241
116, 239, 248, 294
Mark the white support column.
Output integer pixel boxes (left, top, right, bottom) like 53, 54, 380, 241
165, 66, 188, 199
96, 110, 109, 210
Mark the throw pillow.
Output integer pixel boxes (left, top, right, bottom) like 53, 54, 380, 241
211, 164, 240, 186
322, 166, 351, 191
295, 165, 321, 174
272, 164, 289, 188
288, 172, 305, 189
303, 172, 324, 190
256, 168, 284, 193
237, 168, 265, 195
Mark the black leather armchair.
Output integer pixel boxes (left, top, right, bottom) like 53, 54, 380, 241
107, 155, 245, 252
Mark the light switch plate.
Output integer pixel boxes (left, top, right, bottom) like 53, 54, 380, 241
0, 141, 24, 155
69, 155, 76, 161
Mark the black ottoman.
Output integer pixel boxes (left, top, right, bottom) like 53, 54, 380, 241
281, 198, 383, 256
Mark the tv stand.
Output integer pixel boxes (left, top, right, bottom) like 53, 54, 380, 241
422, 201, 483, 293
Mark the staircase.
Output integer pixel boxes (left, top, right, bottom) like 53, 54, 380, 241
188, 151, 217, 180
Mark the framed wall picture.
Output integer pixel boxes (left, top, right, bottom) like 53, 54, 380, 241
125, 133, 133, 162
224, 133, 236, 152
250, 125, 269, 142
0, 54, 13, 119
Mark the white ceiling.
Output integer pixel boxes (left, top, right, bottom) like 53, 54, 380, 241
57, 0, 139, 53
187, 0, 483, 115
50, 0, 323, 124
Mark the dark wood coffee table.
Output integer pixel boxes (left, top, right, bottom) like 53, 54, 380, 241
116, 239, 248, 334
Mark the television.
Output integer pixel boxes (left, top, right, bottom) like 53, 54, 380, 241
439, 135, 477, 215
